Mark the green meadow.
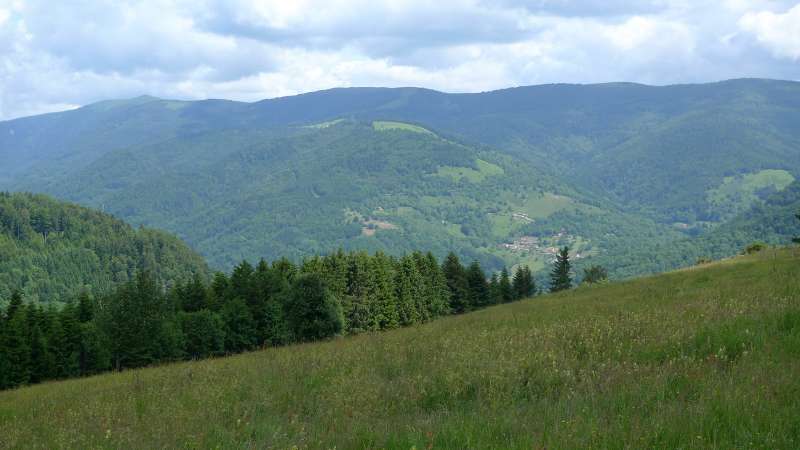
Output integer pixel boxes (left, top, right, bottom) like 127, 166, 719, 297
2, 249, 799, 449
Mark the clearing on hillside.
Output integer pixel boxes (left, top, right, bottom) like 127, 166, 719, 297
372, 120, 436, 135
2, 249, 799, 449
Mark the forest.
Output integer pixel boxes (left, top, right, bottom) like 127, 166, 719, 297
0, 192, 208, 302
0, 250, 538, 390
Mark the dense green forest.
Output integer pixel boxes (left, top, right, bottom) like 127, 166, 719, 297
0, 193, 209, 303
2, 79, 799, 280
0, 249, 535, 390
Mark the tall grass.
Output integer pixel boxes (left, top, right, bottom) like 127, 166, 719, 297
2, 249, 799, 449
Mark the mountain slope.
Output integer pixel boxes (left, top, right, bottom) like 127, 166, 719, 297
2, 79, 799, 275
0, 192, 209, 302
2, 249, 798, 448
21, 119, 618, 271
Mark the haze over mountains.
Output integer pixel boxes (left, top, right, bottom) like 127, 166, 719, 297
2, 78, 799, 278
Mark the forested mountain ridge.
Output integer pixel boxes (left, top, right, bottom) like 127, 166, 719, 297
0, 192, 209, 303
19, 120, 599, 271
2, 79, 799, 278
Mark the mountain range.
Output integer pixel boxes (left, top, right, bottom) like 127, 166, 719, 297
2, 78, 799, 280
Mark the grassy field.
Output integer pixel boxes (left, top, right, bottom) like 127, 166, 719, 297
706, 169, 795, 220
2, 249, 800, 449
435, 159, 505, 183
373, 121, 435, 136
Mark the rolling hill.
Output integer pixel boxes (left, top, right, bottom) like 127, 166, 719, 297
0, 192, 209, 303
1, 248, 798, 448
1, 79, 799, 277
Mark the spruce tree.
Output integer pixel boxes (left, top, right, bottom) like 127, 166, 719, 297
2, 312, 31, 388
396, 255, 423, 326
76, 291, 94, 323
442, 252, 469, 313
550, 247, 572, 293
489, 273, 501, 305
181, 273, 209, 313
179, 310, 225, 359
794, 212, 800, 244
513, 266, 535, 299
370, 252, 400, 330
524, 266, 536, 297
26, 305, 54, 383
418, 252, 450, 318
53, 305, 82, 378
221, 298, 257, 353
466, 261, 490, 309
499, 267, 514, 302
345, 252, 376, 333
6, 290, 23, 322
77, 321, 111, 376
285, 273, 343, 342
209, 272, 230, 311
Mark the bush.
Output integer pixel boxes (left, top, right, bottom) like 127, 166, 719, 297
744, 242, 767, 254
582, 265, 608, 284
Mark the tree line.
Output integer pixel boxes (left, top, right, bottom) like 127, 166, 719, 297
0, 250, 538, 390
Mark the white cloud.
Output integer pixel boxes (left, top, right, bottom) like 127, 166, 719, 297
0, 0, 798, 120
739, 3, 800, 60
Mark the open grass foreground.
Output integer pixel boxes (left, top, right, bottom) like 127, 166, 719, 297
2, 249, 800, 449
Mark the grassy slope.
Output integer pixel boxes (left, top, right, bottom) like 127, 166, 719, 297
2, 249, 800, 449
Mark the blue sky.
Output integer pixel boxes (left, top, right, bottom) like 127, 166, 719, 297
0, 0, 798, 120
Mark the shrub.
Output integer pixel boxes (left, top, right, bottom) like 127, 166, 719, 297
744, 242, 767, 254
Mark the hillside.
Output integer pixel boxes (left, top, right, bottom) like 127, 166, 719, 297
1, 79, 799, 276
0, 192, 209, 303
1, 249, 798, 448
7, 117, 682, 274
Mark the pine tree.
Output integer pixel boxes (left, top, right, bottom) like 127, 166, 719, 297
466, 261, 490, 309
550, 247, 572, 293
442, 252, 469, 313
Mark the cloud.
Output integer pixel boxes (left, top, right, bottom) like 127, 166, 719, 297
0, 0, 798, 120
739, 3, 800, 60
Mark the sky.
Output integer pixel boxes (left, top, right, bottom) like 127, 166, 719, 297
0, 0, 798, 120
